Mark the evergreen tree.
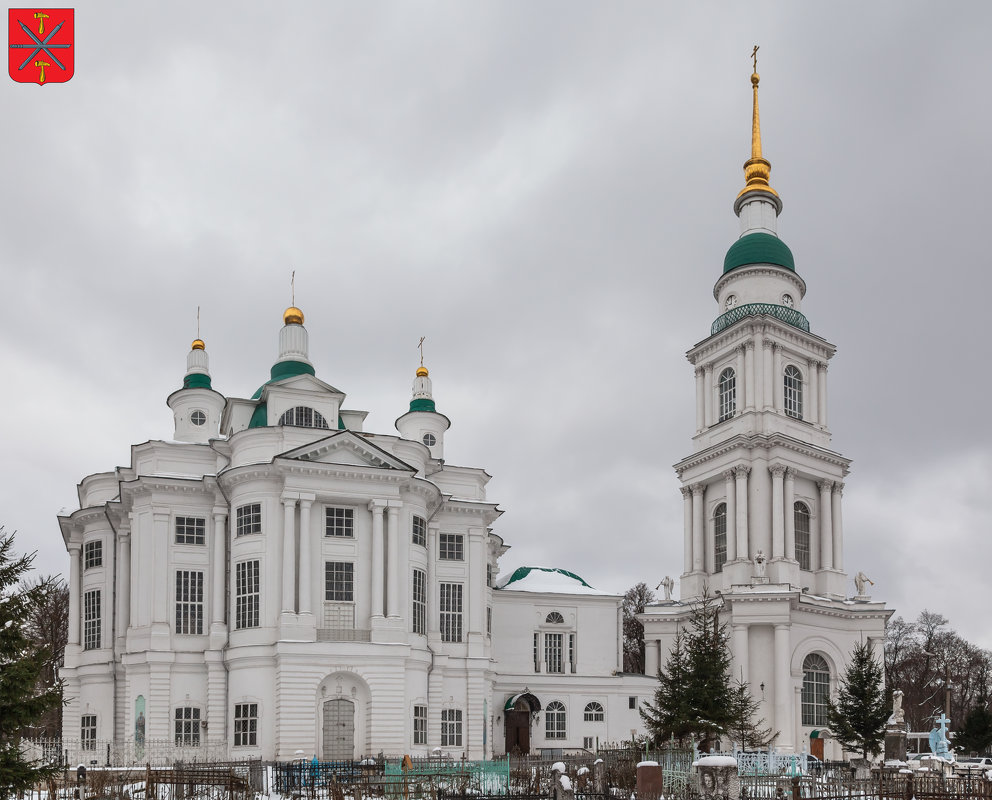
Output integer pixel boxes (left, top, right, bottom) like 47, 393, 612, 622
0, 530, 62, 798
954, 696, 992, 755
728, 676, 776, 749
640, 597, 734, 752
622, 582, 655, 673
827, 640, 888, 759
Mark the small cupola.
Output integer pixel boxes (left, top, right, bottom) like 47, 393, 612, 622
396, 356, 451, 460
167, 337, 225, 443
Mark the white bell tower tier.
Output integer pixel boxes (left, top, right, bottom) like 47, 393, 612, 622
166, 338, 225, 443
395, 365, 451, 460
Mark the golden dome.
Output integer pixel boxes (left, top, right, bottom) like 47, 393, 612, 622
283, 306, 304, 326
191, 339, 205, 351
416, 366, 429, 377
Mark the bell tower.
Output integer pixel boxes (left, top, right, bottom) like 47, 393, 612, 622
676, 57, 850, 601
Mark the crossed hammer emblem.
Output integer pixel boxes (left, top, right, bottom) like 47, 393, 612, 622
9, 16, 70, 83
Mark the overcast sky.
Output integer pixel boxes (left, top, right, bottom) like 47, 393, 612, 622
2, 2, 990, 650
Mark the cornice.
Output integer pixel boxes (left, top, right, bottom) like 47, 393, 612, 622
439, 498, 503, 525
687, 317, 835, 366
713, 264, 807, 301
674, 432, 851, 478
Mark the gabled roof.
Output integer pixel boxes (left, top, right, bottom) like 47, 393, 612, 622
277, 430, 416, 473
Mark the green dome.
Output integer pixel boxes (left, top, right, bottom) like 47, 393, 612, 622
724, 232, 795, 274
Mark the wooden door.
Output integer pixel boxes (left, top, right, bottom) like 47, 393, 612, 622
505, 710, 531, 754
810, 735, 824, 761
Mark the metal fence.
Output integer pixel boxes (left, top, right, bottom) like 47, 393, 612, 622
22, 737, 231, 767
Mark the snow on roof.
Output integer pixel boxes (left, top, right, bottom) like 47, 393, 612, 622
495, 566, 614, 595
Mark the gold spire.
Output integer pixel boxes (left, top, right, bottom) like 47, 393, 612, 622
738, 46, 778, 199
283, 306, 304, 325
416, 336, 428, 376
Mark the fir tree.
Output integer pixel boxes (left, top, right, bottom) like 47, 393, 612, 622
728, 676, 776, 749
954, 696, 992, 756
0, 530, 62, 798
640, 627, 695, 746
827, 639, 888, 759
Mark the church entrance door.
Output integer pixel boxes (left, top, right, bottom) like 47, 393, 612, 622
810, 735, 824, 761
504, 696, 535, 754
322, 699, 355, 761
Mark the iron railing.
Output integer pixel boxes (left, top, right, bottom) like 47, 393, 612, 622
711, 302, 810, 335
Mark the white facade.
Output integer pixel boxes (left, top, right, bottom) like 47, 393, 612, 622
59, 312, 648, 761
639, 72, 892, 760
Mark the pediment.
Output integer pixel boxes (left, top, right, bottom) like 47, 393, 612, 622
279, 431, 415, 472
263, 373, 345, 399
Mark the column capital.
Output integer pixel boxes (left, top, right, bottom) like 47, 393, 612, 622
833, 482, 845, 495
368, 499, 387, 511
680, 485, 692, 498
722, 469, 735, 481
280, 494, 298, 507
690, 483, 705, 497
733, 465, 751, 479
744, 340, 756, 351
67, 540, 82, 554
774, 622, 791, 633
817, 479, 834, 492
736, 343, 747, 355
784, 466, 797, 481
763, 339, 776, 351
211, 506, 228, 519
769, 464, 787, 477
694, 366, 704, 378
704, 363, 714, 374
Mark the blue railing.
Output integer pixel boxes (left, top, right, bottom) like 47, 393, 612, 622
711, 303, 810, 335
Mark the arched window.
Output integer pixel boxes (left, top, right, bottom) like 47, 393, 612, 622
784, 365, 803, 420
713, 503, 727, 573
545, 611, 564, 624
279, 406, 330, 429
718, 368, 736, 422
801, 654, 830, 726
794, 502, 811, 571
545, 701, 566, 739
583, 701, 604, 722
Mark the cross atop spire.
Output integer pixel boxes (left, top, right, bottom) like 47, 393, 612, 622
738, 45, 778, 200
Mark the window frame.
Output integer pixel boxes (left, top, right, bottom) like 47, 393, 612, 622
795, 501, 811, 571
278, 406, 330, 429
233, 703, 258, 747
545, 701, 566, 740
412, 568, 427, 636
175, 516, 206, 545
324, 507, 354, 538
174, 707, 201, 747
714, 502, 728, 573
718, 367, 736, 422
324, 561, 355, 602
439, 582, 463, 643
175, 569, 204, 635
784, 364, 804, 420
801, 653, 830, 726
544, 631, 564, 674
235, 560, 260, 629
236, 503, 262, 537
440, 708, 462, 747
83, 540, 102, 570
81, 714, 97, 750
438, 533, 464, 561
584, 701, 604, 722
413, 705, 428, 746
83, 589, 101, 650
412, 515, 426, 547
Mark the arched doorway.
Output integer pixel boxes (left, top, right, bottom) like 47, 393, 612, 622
504, 693, 541, 755
322, 698, 355, 761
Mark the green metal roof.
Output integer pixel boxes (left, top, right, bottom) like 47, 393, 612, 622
724, 232, 795, 274
182, 373, 212, 389
499, 566, 594, 589
409, 398, 436, 412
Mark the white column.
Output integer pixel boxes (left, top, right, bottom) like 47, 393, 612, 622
704, 365, 714, 427
68, 542, 81, 646
818, 363, 828, 426
116, 534, 131, 639
386, 504, 400, 618
695, 368, 705, 432
745, 341, 756, 411
370, 501, 385, 617
818, 481, 834, 570
736, 345, 746, 410
762, 342, 774, 410
645, 639, 659, 677
281, 496, 297, 613
427, 523, 439, 634
774, 624, 791, 748
691, 484, 704, 572
773, 344, 783, 412
681, 487, 693, 574
733, 623, 749, 683
753, 329, 765, 410
784, 469, 796, 561
831, 483, 844, 573
724, 470, 737, 562
211, 509, 226, 626
770, 465, 785, 559
807, 360, 818, 423
735, 466, 750, 560
152, 511, 169, 622
299, 498, 313, 615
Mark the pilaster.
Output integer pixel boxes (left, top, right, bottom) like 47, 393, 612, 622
723, 470, 737, 562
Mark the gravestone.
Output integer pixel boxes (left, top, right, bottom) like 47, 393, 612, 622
884, 689, 908, 761
636, 761, 663, 800
694, 756, 739, 800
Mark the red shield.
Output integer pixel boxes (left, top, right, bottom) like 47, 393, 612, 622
8, 8, 73, 84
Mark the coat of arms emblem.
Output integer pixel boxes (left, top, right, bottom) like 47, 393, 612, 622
8, 8, 74, 84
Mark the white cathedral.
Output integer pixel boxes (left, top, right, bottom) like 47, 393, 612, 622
59, 66, 890, 763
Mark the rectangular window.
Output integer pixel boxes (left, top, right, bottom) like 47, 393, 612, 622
534, 632, 540, 672
714, 505, 727, 574
325, 507, 354, 537
569, 633, 576, 673
412, 569, 427, 635
236, 504, 261, 537
486, 563, 493, 587
81, 715, 97, 750
583, 736, 594, 750
441, 709, 462, 747
795, 503, 811, 572
544, 632, 564, 673
235, 561, 260, 629
233, 703, 258, 747
412, 515, 426, 547
628, 696, 637, 710
83, 540, 102, 569
176, 516, 206, 545
83, 589, 101, 650
413, 705, 427, 746
439, 583, 463, 643
175, 570, 204, 635
487, 606, 492, 637
324, 562, 354, 602
174, 707, 201, 746
438, 533, 463, 561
